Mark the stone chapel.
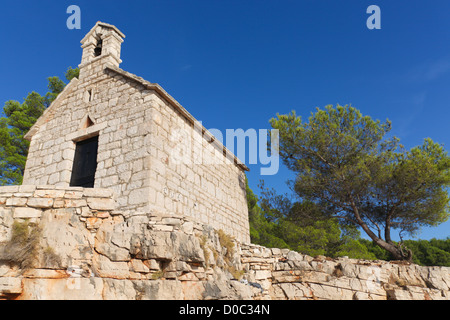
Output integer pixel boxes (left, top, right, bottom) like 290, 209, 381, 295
22, 22, 250, 243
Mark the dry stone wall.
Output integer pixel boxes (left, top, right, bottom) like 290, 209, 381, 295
241, 244, 450, 300
0, 186, 449, 300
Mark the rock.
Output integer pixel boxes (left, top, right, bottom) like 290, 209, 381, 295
287, 251, 303, 261
203, 279, 231, 300
19, 277, 104, 300
181, 221, 194, 234
174, 233, 204, 263
95, 221, 130, 261
39, 210, 94, 268
129, 259, 150, 273
86, 217, 102, 230
254, 270, 271, 280
271, 248, 281, 255
229, 280, 253, 299
92, 253, 130, 279
144, 259, 161, 270
182, 280, 205, 299
279, 282, 311, 300
353, 291, 372, 300
102, 278, 137, 300
178, 272, 198, 281
2, 186, 450, 300
0, 277, 22, 295
132, 280, 184, 300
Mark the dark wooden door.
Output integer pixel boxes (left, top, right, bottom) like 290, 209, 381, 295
70, 136, 99, 188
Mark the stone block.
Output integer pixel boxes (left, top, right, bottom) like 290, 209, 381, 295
287, 251, 303, 261
152, 224, 173, 232
128, 188, 148, 205
64, 199, 88, 208
63, 190, 84, 199
161, 217, 182, 226
271, 248, 281, 256
13, 207, 42, 218
93, 253, 130, 279
254, 270, 272, 280
27, 197, 54, 208
82, 188, 113, 198
19, 185, 37, 193
129, 259, 150, 273
6, 197, 28, 206
144, 259, 161, 270
0, 186, 19, 194
34, 189, 65, 198
181, 221, 194, 234
53, 198, 66, 208
87, 198, 116, 210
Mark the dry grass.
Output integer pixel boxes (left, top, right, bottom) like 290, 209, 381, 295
0, 220, 41, 271
217, 229, 245, 280
42, 246, 62, 268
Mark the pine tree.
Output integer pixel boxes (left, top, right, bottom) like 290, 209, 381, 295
270, 104, 450, 260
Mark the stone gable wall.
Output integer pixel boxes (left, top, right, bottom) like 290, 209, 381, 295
0, 186, 448, 300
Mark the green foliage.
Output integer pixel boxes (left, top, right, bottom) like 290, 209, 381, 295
358, 239, 393, 261
334, 239, 377, 260
247, 178, 449, 265
276, 218, 341, 257
403, 239, 450, 267
358, 238, 450, 266
64, 67, 80, 82
246, 178, 289, 249
269, 104, 450, 260
246, 177, 375, 259
0, 67, 79, 185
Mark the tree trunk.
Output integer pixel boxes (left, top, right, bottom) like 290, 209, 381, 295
349, 198, 412, 261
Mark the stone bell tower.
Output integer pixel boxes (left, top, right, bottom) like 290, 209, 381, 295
78, 21, 125, 79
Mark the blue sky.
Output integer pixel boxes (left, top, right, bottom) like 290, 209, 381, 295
0, 0, 449, 240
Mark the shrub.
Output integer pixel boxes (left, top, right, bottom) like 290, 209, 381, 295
0, 220, 41, 270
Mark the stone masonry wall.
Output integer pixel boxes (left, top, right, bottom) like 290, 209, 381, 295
0, 186, 449, 300
144, 87, 249, 243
